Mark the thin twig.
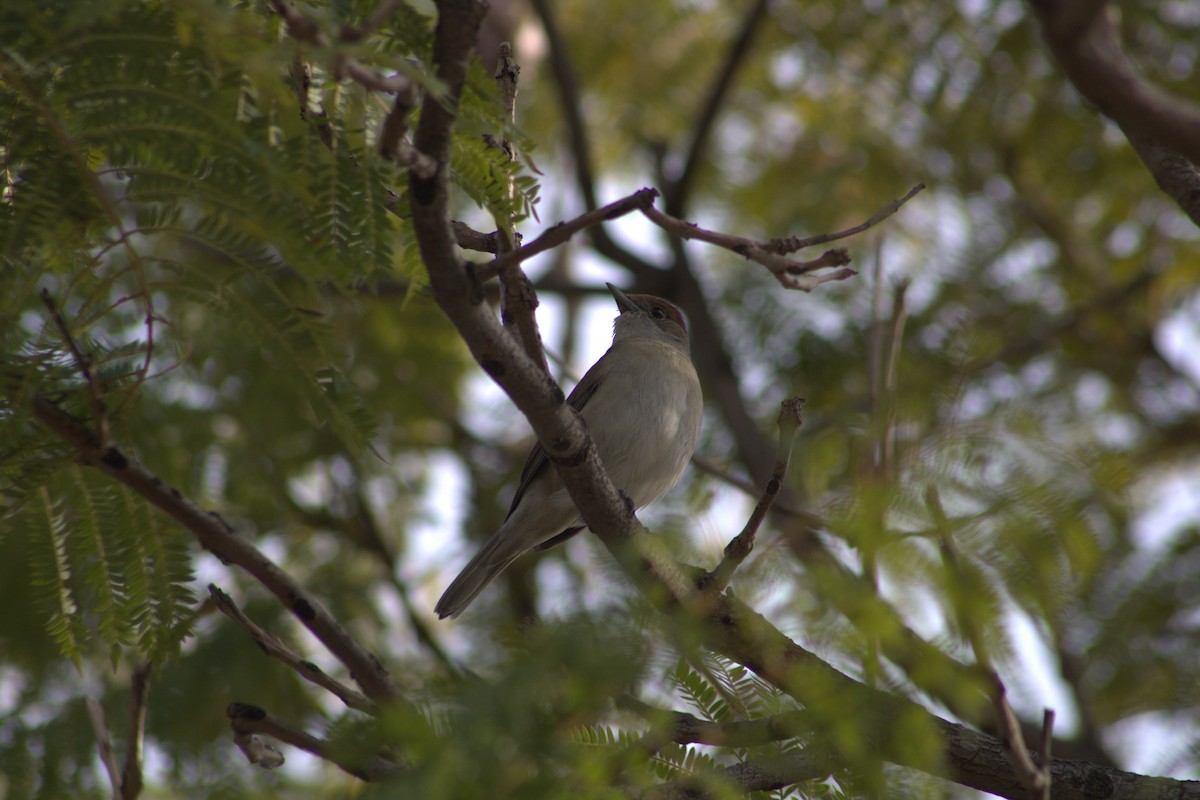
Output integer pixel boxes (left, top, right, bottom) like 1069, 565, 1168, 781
270, 0, 415, 94
347, 489, 461, 675
928, 486, 1052, 799
479, 187, 660, 281
209, 584, 376, 713
641, 204, 857, 292
766, 183, 927, 254
227, 702, 401, 781
483, 42, 547, 370
32, 396, 403, 706
289, 58, 334, 150
85, 697, 123, 799
380, 79, 435, 178
40, 289, 110, 445
121, 662, 151, 800
701, 397, 804, 592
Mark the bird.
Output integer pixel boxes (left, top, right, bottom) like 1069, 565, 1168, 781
435, 283, 703, 619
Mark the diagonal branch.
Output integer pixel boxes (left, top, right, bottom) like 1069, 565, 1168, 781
529, 0, 660, 279
209, 584, 375, 713
767, 183, 926, 254
478, 187, 661, 282
929, 486, 1052, 799
227, 702, 401, 781
31, 396, 402, 706
1032, 0, 1200, 225
641, 204, 857, 292
405, 3, 1200, 799
701, 396, 804, 593
664, 0, 771, 215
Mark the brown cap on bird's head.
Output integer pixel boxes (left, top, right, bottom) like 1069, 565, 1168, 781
607, 282, 690, 351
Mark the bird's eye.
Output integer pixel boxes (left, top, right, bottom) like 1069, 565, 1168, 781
651, 307, 666, 320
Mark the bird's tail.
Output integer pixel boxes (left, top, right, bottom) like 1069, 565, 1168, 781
434, 530, 528, 619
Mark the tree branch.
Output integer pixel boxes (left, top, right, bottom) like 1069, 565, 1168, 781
641, 204, 857, 292
930, 486, 1052, 799
701, 397, 804, 593
31, 396, 402, 706
227, 702, 401, 781
121, 662, 151, 800
664, 0, 771, 215
767, 183, 926, 254
479, 187, 661, 282
410, 0, 698, 607
1032, 0, 1200, 225
209, 584, 375, 713
404, 3, 1200, 799
269, 0, 416, 95
85, 697, 123, 799
529, 0, 660, 279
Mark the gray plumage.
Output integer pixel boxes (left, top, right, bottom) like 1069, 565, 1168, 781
435, 284, 702, 619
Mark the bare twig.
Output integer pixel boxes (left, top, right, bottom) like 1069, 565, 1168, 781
767, 183, 926, 254
85, 698, 123, 799
494, 41, 520, 158
270, 0, 416, 94
288, 58, 333, 150
479, 187, 660, 282
32, 396, 402, 706
40, 289, 109, 445
121, 662, 151, 800
227, 702, 401, 781
209, 584, 376, 713
380, 80, 435, 178
928, 486, 1052, 799
702, 397, 804, 592
641, 204, 857, 292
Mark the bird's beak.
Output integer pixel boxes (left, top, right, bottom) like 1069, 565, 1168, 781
606, 282, 641, 314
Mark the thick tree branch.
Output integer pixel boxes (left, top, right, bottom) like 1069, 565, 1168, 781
31, 397, 402, 706
1032, 0, 1200, 225
404, 3, 1200, 799
410, 0, 698, 607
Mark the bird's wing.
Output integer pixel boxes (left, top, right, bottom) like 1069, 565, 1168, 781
504, 356, 606, 519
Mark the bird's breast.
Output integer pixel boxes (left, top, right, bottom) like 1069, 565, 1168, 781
580, 340, 702, 508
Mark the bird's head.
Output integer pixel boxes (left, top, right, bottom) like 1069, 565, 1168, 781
607, 283, 690, 353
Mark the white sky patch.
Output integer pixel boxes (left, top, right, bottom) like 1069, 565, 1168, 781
1156, 290, 1200, 384
1004, 609, 1079, 735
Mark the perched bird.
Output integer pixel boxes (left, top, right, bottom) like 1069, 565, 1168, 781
435, 283, 703, 619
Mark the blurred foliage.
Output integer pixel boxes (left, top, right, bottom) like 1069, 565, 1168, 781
2, 0, 1200, 797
